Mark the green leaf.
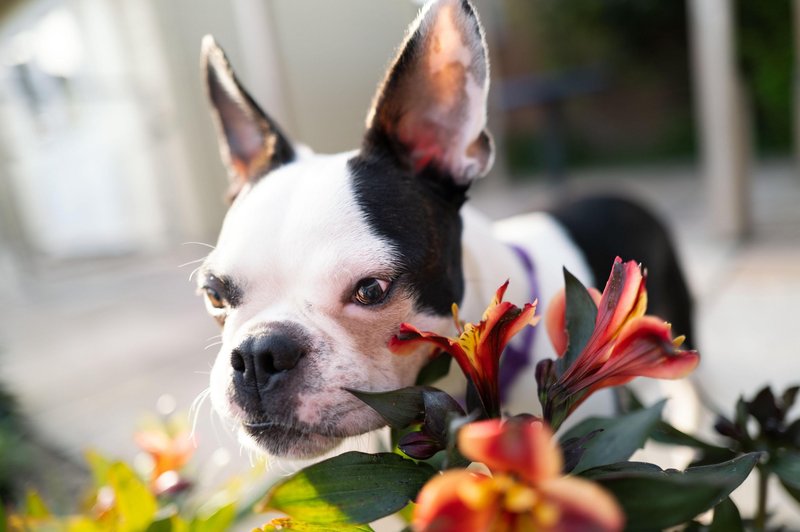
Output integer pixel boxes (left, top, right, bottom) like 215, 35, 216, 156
84, 450, 113, 487
24, 490, 51, 518
561, 400, 665, 473
190, 503, 236, 532
557, 268, 598, 373
781, 386, 800, 414
615, 389, 736, 461
415, 354, 452, 386
709, 497, 743, 532
147, 517, 177, 532
107, 461, 158, 532
260, 452, 435, 525
257, 518, 373, 531
582, 453, 759, 531
346, 387, 425, 429
771, 450, 800, 505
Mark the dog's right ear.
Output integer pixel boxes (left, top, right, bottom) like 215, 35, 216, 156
201, 35, 294, 202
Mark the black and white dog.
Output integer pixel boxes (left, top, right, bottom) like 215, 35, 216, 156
197, 0, 694, 459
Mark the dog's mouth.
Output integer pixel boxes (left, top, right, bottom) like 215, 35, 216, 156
241, 420, 343, 458
238, 403, 383, 459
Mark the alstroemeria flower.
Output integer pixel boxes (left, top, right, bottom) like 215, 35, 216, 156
413, 418, 624, 532
390, 281, 539, 418
540, 258, 699, 427
134, 427, 194, 494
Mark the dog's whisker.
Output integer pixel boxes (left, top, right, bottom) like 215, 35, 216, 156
182, 241, 216, 250
178, 257, 208, 268
204, 341, 223, 351
189, 388, 211, 441
188, 265, 204, 282
206, 334, 222, 342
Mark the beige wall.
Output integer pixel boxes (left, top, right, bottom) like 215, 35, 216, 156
266, 0, 418, 152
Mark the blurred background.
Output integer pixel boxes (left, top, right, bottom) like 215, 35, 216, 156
0, 0, 798, 525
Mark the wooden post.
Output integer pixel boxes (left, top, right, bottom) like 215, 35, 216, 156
688, 0, 751, 239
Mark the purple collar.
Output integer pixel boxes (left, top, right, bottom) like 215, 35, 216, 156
498, 244, 539, 403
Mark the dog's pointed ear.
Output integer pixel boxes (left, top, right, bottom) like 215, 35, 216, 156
364, 0, 493, 186
201, 35, 294, 201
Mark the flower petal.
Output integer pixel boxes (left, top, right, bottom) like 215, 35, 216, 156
459, 418, 561, 485
593, 258, 646, 348
389, 323, 464, 358
540, 476, 624, 532
609, 316, 699, 379
545, 289, 568, 356
414, 471, 496, 532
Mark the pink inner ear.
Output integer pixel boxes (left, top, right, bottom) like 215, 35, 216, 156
399, 122, 446, 173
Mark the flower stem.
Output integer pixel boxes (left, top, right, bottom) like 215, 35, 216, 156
755, 465, 769, 532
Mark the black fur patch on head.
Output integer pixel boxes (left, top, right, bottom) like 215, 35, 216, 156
347, 145, 466, 316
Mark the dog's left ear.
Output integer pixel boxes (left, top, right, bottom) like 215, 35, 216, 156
364, 0, 493, 186
201, 35, 294, 201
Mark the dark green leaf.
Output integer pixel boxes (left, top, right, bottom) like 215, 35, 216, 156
735, 398, 749, 430
781, 386, 800, 414
650, 420, 737, 467
561, 400, 665, 473
147, 517, 177, 532
771, 450, 800, 505
651, 421, 727, 452
560, 428, 603, 474
557, 268, 598, 373
788, 419, 800, 447
709, 497, 743, 532
583, 453, 759, 531
780, 479, 800, 506
260, 452, 435, 525
614, 386, 645, 413
346, 387, 425, 429
415, 354, 452, 386
748, 386, 780, 427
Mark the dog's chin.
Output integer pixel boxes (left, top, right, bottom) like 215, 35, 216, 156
241, 423, 343, 459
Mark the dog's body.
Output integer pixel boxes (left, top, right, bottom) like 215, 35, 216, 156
197, 0, 694, 459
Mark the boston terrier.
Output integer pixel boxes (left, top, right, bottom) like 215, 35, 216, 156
196, 0, 694, 459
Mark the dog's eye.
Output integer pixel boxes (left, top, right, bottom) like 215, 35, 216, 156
204, 286, 226, 309
353, 278, 391, 306
201, 276, 228, 310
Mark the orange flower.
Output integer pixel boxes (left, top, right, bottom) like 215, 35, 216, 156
413, 418, 624, 532
390, 281, 538, 418
540, 258, 699, 427
134, 427, 194, 493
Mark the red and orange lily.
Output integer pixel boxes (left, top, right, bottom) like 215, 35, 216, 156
413, 417, 624, 532
390, 281, 539, 418
539, 257, 700, 428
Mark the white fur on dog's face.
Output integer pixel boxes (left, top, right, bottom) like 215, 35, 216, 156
201, 152, 451, 457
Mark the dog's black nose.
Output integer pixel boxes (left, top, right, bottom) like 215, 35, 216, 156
232, 330, 307, 385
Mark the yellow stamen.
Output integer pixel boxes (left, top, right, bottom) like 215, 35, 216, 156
451, 303, 463, 333
673, 334, 686, 348
490, 474, 514, 492
458, 479, 496, 511
503, 484, 538, 513
534, 502, 560, 527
